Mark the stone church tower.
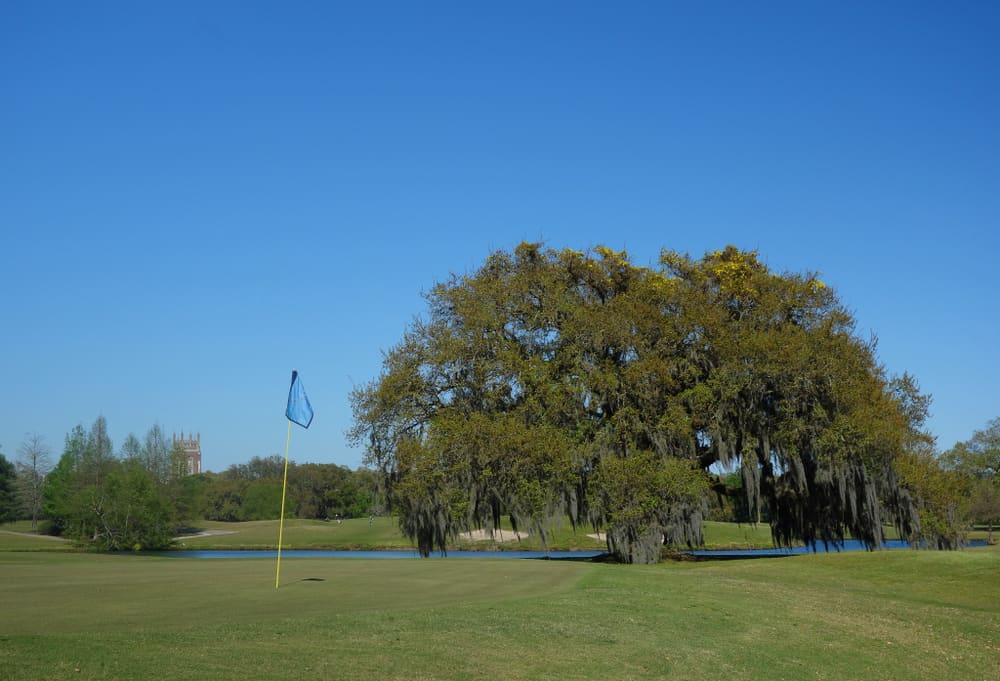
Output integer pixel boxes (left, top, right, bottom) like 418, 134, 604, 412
172, 432, 202, 475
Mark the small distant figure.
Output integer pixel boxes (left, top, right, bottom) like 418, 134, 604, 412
369, 514, 374, 527
336, 514, 342, 525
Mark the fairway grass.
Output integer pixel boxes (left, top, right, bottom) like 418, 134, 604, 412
0, 529, 73, 551
169, 518, 776, 552
0, 517, 888, 553
1, 547, 997, 680
174, 516, 609, 551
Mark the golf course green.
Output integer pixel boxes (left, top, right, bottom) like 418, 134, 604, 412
1, 521, 997, 681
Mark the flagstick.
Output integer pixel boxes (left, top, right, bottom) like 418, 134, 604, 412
275, 419, 292, 590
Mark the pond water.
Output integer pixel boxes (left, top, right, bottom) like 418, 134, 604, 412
688, 539, 908, 558
687, 538, 988, 558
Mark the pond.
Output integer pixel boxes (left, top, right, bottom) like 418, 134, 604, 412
687, 538, 988, 558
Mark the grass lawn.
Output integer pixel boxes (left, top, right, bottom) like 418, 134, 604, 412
1, 516, 981, 554
2, 516, 967, 554
175, 516, 609, 551
0, 521, 73, 551
170, 518, 776, 552
1, 544, 997, 680
700, 520, 777, 548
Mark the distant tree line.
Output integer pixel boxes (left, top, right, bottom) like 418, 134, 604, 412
197, 455, 375, 522
0, 417, 375, 551
939, 417, 1000, 543
350, 243, 992, 563
41, 418, 183, 550
0, 452, 16, 524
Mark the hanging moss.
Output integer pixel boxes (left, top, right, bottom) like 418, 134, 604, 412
349, 243, 937, 563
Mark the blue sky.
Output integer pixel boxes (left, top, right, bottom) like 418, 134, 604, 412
2, 1, 997, 471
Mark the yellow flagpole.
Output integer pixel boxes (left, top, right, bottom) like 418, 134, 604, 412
275, 419, 292, 589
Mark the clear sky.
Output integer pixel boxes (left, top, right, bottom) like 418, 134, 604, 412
2, 1, 998, 472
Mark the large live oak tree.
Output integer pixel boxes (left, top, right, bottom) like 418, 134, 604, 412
350, 243, 934, 563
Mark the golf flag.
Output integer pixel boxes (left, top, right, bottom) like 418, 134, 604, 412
277, 369, 313, 589
285, 370, 313, 428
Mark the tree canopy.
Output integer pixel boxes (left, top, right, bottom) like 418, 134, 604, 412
0, 450, 16, 523
350, 243, 934, 563
15, 433, 51, 531
197, 455, 373, 522
44, 418, 184, 550
37, 414, 374, 549
942, 417, 1000, 542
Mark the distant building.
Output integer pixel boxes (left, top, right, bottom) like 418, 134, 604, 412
172, 432, 202, 475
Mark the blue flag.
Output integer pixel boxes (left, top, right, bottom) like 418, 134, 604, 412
285, 370, 314, 428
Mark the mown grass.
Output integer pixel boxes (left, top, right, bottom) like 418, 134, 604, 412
175, 516, 609, 551
177, 517, 413, 550
2, 517, 985, 554
700, 520, 777, 548
0, 521, 73, 551
1, 545, 996, 681
171, 518, 774, 552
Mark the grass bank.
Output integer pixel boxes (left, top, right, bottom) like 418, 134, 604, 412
0, 521, 73, 551
3, 517, 984, 554
0, 545, 996, 680
170, 518, 775, 552
174, 516, 610, 551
